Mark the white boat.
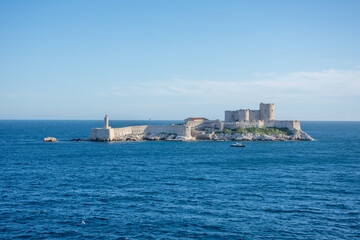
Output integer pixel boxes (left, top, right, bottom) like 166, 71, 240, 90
230, 142, 245, 147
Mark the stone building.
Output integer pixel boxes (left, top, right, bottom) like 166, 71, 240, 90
225, 103, 274, 122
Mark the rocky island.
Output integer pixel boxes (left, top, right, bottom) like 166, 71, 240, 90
89, 103, 313, 142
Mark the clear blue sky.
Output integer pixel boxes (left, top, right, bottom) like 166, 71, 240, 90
1, 0, 359, 120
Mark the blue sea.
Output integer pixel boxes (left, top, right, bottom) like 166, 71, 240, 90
0, 120, 360, 239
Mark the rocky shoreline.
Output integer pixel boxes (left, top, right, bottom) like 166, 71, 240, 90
45, 130, 313, 143
93, 129, 313, 142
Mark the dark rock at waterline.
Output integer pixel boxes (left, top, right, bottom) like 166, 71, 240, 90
69, 138, 88, 141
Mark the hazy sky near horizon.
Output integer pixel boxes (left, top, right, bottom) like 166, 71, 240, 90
1, 0, 360, 120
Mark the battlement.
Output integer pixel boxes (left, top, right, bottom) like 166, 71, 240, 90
225, 103, 274, 122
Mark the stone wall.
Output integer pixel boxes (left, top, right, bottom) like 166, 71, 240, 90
266, 120, 300, 130
89, 128, 114, 141
144, 125, 190, 136
110, 124, 191, 140
224, 120, 301, 130
249, 110, 260, 121
224, 120, 264, 129
89, 124, 191, 141
187, 120, 224, 135
226, 109, 254, 121
225, 111, 234, 122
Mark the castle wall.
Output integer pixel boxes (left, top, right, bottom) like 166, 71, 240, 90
249, 110, 260, 120
224, 120, 301, 130
111, 126, 147, 137
238, 109, 249, 121
244, 109, 250, 121
89, 124, 191, 141
234, 111, 241, 121
144, 125, 190, 137
293, 121, 301, 130
264, 120, 300, 130
226, 110, 250, 121
225, 111, 233, 122
189, 120, 224, 135
225, 111, 234, 122
108, 124, 191, 140
224, 120, 264, 129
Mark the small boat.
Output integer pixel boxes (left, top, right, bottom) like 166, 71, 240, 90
230, 142, 245, 147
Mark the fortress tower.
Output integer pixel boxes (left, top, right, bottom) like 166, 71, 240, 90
239, 109, 250, 121
259, 103, 274, 121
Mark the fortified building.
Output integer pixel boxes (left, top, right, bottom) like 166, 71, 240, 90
225, 103, 274, 122
89, 103, 302, 141
223, 103, 300, 130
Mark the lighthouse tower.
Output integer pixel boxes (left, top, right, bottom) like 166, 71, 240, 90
103, 115, 110, 129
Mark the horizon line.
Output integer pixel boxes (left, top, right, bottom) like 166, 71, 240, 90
0, 119, 359, 122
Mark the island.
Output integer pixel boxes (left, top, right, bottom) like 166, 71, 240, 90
89, 103, 313, 142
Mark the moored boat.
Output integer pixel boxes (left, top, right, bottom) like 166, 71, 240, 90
230, 142, 245, 147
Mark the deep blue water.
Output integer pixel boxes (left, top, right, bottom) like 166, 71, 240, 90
1, 120, 360, 239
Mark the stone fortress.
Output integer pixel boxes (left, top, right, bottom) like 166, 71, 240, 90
89, 103, 311, 141
223, 103, 300, 131
225, 103, 274, 122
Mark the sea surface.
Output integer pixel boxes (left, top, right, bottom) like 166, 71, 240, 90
0, 120, 360, 239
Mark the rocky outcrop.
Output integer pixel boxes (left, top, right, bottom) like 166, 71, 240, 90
210, 129, 313, 141
290, 129, 313, 141
43, 137, 57, 142
91, 129, 313, 142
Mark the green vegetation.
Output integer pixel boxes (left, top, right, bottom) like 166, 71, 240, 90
218, 127, 292, 136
